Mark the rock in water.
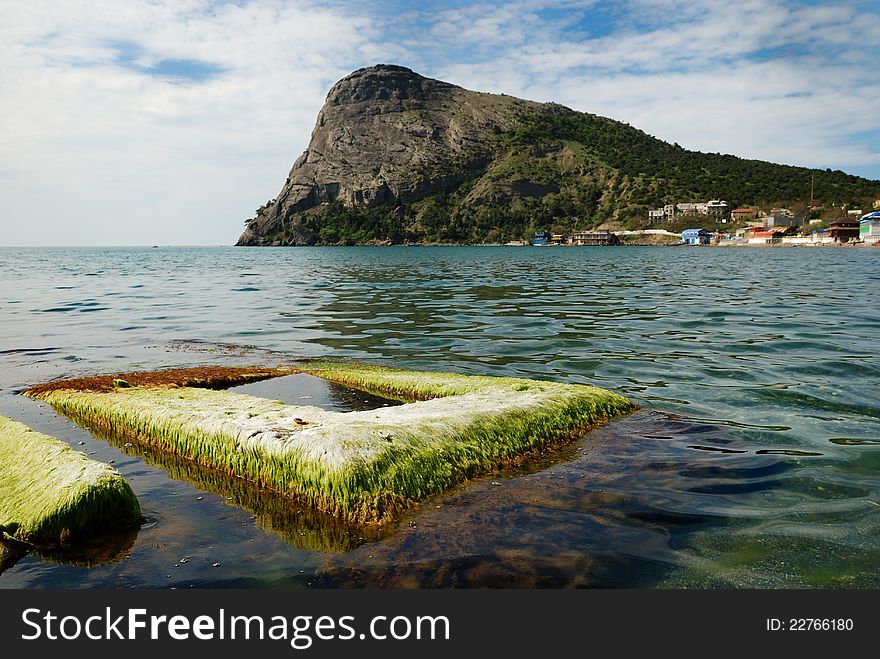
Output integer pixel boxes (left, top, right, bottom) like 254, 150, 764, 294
0, 416, 141, 547
27, 361, 636, 523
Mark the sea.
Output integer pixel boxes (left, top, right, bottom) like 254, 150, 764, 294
1, 245, 878, 588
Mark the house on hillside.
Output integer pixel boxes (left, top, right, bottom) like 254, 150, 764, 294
731, 207, 758, 222
706, 200, 731, 220
647, 199, 731, 223
682, 228, 711, 245
676, 202, 709, 215
765, 215, 804, 228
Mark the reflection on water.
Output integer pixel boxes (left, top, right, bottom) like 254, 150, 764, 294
316, 410, 880, 588
82, 408, 393, 554
1, 525, 138, 577
31, 528, 139, 570
227, 373, 405, 411
0, 246, 879, 588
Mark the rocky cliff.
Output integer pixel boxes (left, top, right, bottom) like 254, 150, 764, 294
237, 65, 532, 245
237, 64, 880, 246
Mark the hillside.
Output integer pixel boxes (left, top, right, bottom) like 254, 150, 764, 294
236, 65, 880, 246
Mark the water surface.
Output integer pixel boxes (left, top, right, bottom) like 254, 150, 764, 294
1, 246, 878, 587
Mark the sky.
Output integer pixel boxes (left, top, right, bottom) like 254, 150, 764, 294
1, 0, 879, 246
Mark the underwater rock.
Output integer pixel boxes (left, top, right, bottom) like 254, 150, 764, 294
27, 361, 636, 523
0, 415, 141, 547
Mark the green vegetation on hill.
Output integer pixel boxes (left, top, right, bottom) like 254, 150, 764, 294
508, 106, 876, 208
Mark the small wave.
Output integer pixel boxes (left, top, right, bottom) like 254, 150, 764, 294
682, 416, 792, 432
755, 388, 880, 420
687, 445, 748, 454
0, 346, 61, 355
829, 437, 880, 446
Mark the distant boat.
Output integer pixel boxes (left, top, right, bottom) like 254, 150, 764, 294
530, 231, 552, 246
406, 242, 421, 247
152, 245, 158, 248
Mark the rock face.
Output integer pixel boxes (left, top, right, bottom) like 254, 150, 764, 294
237, 64, 880, 246
237, 65, 534, 245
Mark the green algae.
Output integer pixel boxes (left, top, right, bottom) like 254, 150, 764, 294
27, 362, 636, 523
0, 416, 142, 546
85, 422, 389, 552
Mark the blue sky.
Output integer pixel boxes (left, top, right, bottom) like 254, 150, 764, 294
1, 0, 878, 246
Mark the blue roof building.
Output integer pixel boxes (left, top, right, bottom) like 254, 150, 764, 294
860, 211, 880, 243
681, 228, 711, 245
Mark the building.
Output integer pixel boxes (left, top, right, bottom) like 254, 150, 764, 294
810, 229, 833, 244
676, 202, 709, 215
827, 221, 860, 243
731, 207, 758, 222
647, 200, 732, 223
770, 208, 794, 217
860, 211, 880, 244
747, 226, 798, 245
765, 215, 804, 228
531, 231, 552, 245
647, 204, 679, 222
706, 200, 731, 220
682, 228, 711, 245
569, 231, 620, 246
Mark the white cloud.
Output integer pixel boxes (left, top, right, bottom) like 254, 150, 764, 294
0, 0, 392, 246
432, 0, 880, 175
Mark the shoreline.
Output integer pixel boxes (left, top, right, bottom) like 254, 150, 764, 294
233, 241, 879, 248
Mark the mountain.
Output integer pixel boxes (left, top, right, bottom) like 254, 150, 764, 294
236, 64, 880, 246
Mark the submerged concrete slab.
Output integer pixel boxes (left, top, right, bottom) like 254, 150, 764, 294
27, 361, 636, 523
0, 416, 141, 547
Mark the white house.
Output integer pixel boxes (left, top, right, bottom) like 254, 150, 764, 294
860, 211, 880, 244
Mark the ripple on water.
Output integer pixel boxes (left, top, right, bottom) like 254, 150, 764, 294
0, 246, 878, 587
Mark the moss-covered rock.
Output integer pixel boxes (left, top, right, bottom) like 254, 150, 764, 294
0, 416, 141, 546
28, 362, 636, 523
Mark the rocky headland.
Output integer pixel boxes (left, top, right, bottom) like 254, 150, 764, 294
237, 64, 880, 246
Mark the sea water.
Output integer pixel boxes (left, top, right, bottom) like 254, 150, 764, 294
1, 245, 878, 587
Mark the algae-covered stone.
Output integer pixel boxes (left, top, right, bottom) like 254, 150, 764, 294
0, 416, 141, 545
27, 362, 636, 523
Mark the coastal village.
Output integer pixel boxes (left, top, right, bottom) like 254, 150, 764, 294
523, 199, 880, 247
